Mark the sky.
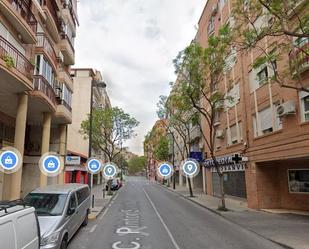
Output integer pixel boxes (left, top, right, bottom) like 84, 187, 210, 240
75, 0, 206, 155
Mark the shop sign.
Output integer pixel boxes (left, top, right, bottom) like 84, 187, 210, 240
211, 163, 245, 172
204, 156, 234, 168
65, 156, 81, 165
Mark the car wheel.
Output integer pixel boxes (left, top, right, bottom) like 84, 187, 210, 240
60, 237, 67, 249
82, 212, 89, 226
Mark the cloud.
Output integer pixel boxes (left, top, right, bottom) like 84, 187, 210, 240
75, 0, 206, 155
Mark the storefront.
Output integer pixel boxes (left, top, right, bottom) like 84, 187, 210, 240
64, 154, 88, 184
204, 155, 247, 199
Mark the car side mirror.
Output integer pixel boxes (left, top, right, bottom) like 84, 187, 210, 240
67, 207, 75, 216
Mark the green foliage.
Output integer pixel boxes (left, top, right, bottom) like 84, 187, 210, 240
128, 156, 147, 174
113, 153, 128, 170
154, 136, 169, 161
3, 55, 15, 68
80, 106, 139, 161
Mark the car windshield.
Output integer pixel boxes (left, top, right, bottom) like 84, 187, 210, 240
24, 193, 67, 216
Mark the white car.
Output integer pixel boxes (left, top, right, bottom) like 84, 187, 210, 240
0, 200, 40, 249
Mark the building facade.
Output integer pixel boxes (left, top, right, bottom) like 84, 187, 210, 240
0, 0, 78, 200
66, 68, 111, 185
195, 0, 309, 210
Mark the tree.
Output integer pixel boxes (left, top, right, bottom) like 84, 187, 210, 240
113, 153, 129, 175
232, 0, 309, 92
128, 156, 147, 175
80, 106, 139, 162
172, 26, 233, 210
154, 136, 169, 161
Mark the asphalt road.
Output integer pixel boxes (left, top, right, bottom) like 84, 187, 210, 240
68, 177, 284, 249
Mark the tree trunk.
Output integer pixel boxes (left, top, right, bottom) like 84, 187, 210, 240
188, 177, 194, 197
218, 173, 227, 211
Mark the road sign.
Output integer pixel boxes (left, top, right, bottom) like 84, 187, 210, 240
65, 156, 81, 165
42, 155, 61, 174
189, 151, 203, 162
103, 163, 118, 179
157, 162, 173, 179
0, 150, 18, 171
181, 159, 200, 178
87, 158, 102, 174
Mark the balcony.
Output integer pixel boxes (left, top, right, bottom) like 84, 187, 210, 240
0, 35, 34, 82
36, 33, 57, 69
39, 0, 61, 42
190, 125, 202, 141
55, 99, 72, 124
289, 42, 309, 74
58, 70, 73, 90
61, 0, 78, 29
60, 34, 75, 65
0, 0, 37, 43
33, 75, 57, 110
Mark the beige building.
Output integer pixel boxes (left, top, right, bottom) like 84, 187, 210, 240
0, 0, 78, 200
66, 68, 111, 185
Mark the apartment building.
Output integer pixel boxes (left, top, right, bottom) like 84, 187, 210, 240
0, 0, 78, 200
195, 0, 309, 210
144, 119, 167, 181
66, 68, 111, 185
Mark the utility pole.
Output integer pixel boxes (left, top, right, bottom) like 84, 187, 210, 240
172, 133, 176, 189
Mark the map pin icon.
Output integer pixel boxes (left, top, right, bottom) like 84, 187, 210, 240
107, 167, 113, 174
187, 164, 193, 172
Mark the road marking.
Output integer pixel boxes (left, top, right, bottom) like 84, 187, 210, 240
99, 207, 109, 221
112, 241, 140, 249
143, 189, 181, 249
89, 224, 97, 233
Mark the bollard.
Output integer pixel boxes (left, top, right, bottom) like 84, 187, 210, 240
102, 189, 105, 199
92, 194, 95, 208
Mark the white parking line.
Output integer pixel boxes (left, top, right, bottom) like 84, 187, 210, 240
143, 189, 181, 249
90, 224, 97, 233
99, 207, 109, 221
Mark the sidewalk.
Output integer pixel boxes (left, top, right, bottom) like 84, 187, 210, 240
88, 183, 114, 220
165, 185, 309, 249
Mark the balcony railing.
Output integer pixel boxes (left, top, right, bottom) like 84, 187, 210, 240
58, 99, 72, 112
61, 34, 75, 53
7, 0, 37, 33
36, 33, 57, 66
289, 42, 309, 74
0, 35, 34, 80
33, 75, 57, 106
39, 0, 61, 32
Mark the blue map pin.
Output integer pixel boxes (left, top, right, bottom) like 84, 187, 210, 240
103, 164, 117, 179
182, 160, 199, 177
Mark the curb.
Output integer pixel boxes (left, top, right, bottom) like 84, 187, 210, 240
158, 184, 294, 249
88, 192, 118, 220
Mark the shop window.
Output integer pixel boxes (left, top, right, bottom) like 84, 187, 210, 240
288, 169, 309, 193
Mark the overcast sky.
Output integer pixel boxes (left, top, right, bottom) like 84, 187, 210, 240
75, 0, 206, 155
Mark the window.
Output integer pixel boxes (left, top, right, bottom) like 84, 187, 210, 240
225, 83, 240, 108
62, 83, 72, 106
208, 16, 215, 35
257, 66, 268, 86
252, 105, 282, 137
35, 54, 55, 86
69, 193, 77, 209
224, 48, 237, 71
215, 136, 221, 150
227, 122, 242, 146
288, 169, 309, 193
76, 187, 90, 205
300, 91, 309, 122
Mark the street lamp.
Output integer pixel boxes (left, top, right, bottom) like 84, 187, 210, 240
88, 80, 107, 189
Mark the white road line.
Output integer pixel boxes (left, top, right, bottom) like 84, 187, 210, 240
99, 207, 109, 221
90, 224, 97, 233
143, 189, 181, 249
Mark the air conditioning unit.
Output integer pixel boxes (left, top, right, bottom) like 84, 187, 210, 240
276, 101, 296, 117
54, 81, 63, 99
216, 129, 224, 139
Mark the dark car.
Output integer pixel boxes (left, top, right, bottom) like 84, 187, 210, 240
105, 179, 122, 191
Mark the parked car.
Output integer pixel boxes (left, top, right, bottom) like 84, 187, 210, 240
105, 178, 122, 191
0, 199, 40, 249
24, 184, 91, 249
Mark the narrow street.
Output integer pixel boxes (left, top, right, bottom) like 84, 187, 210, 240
68, 177, 283, 249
